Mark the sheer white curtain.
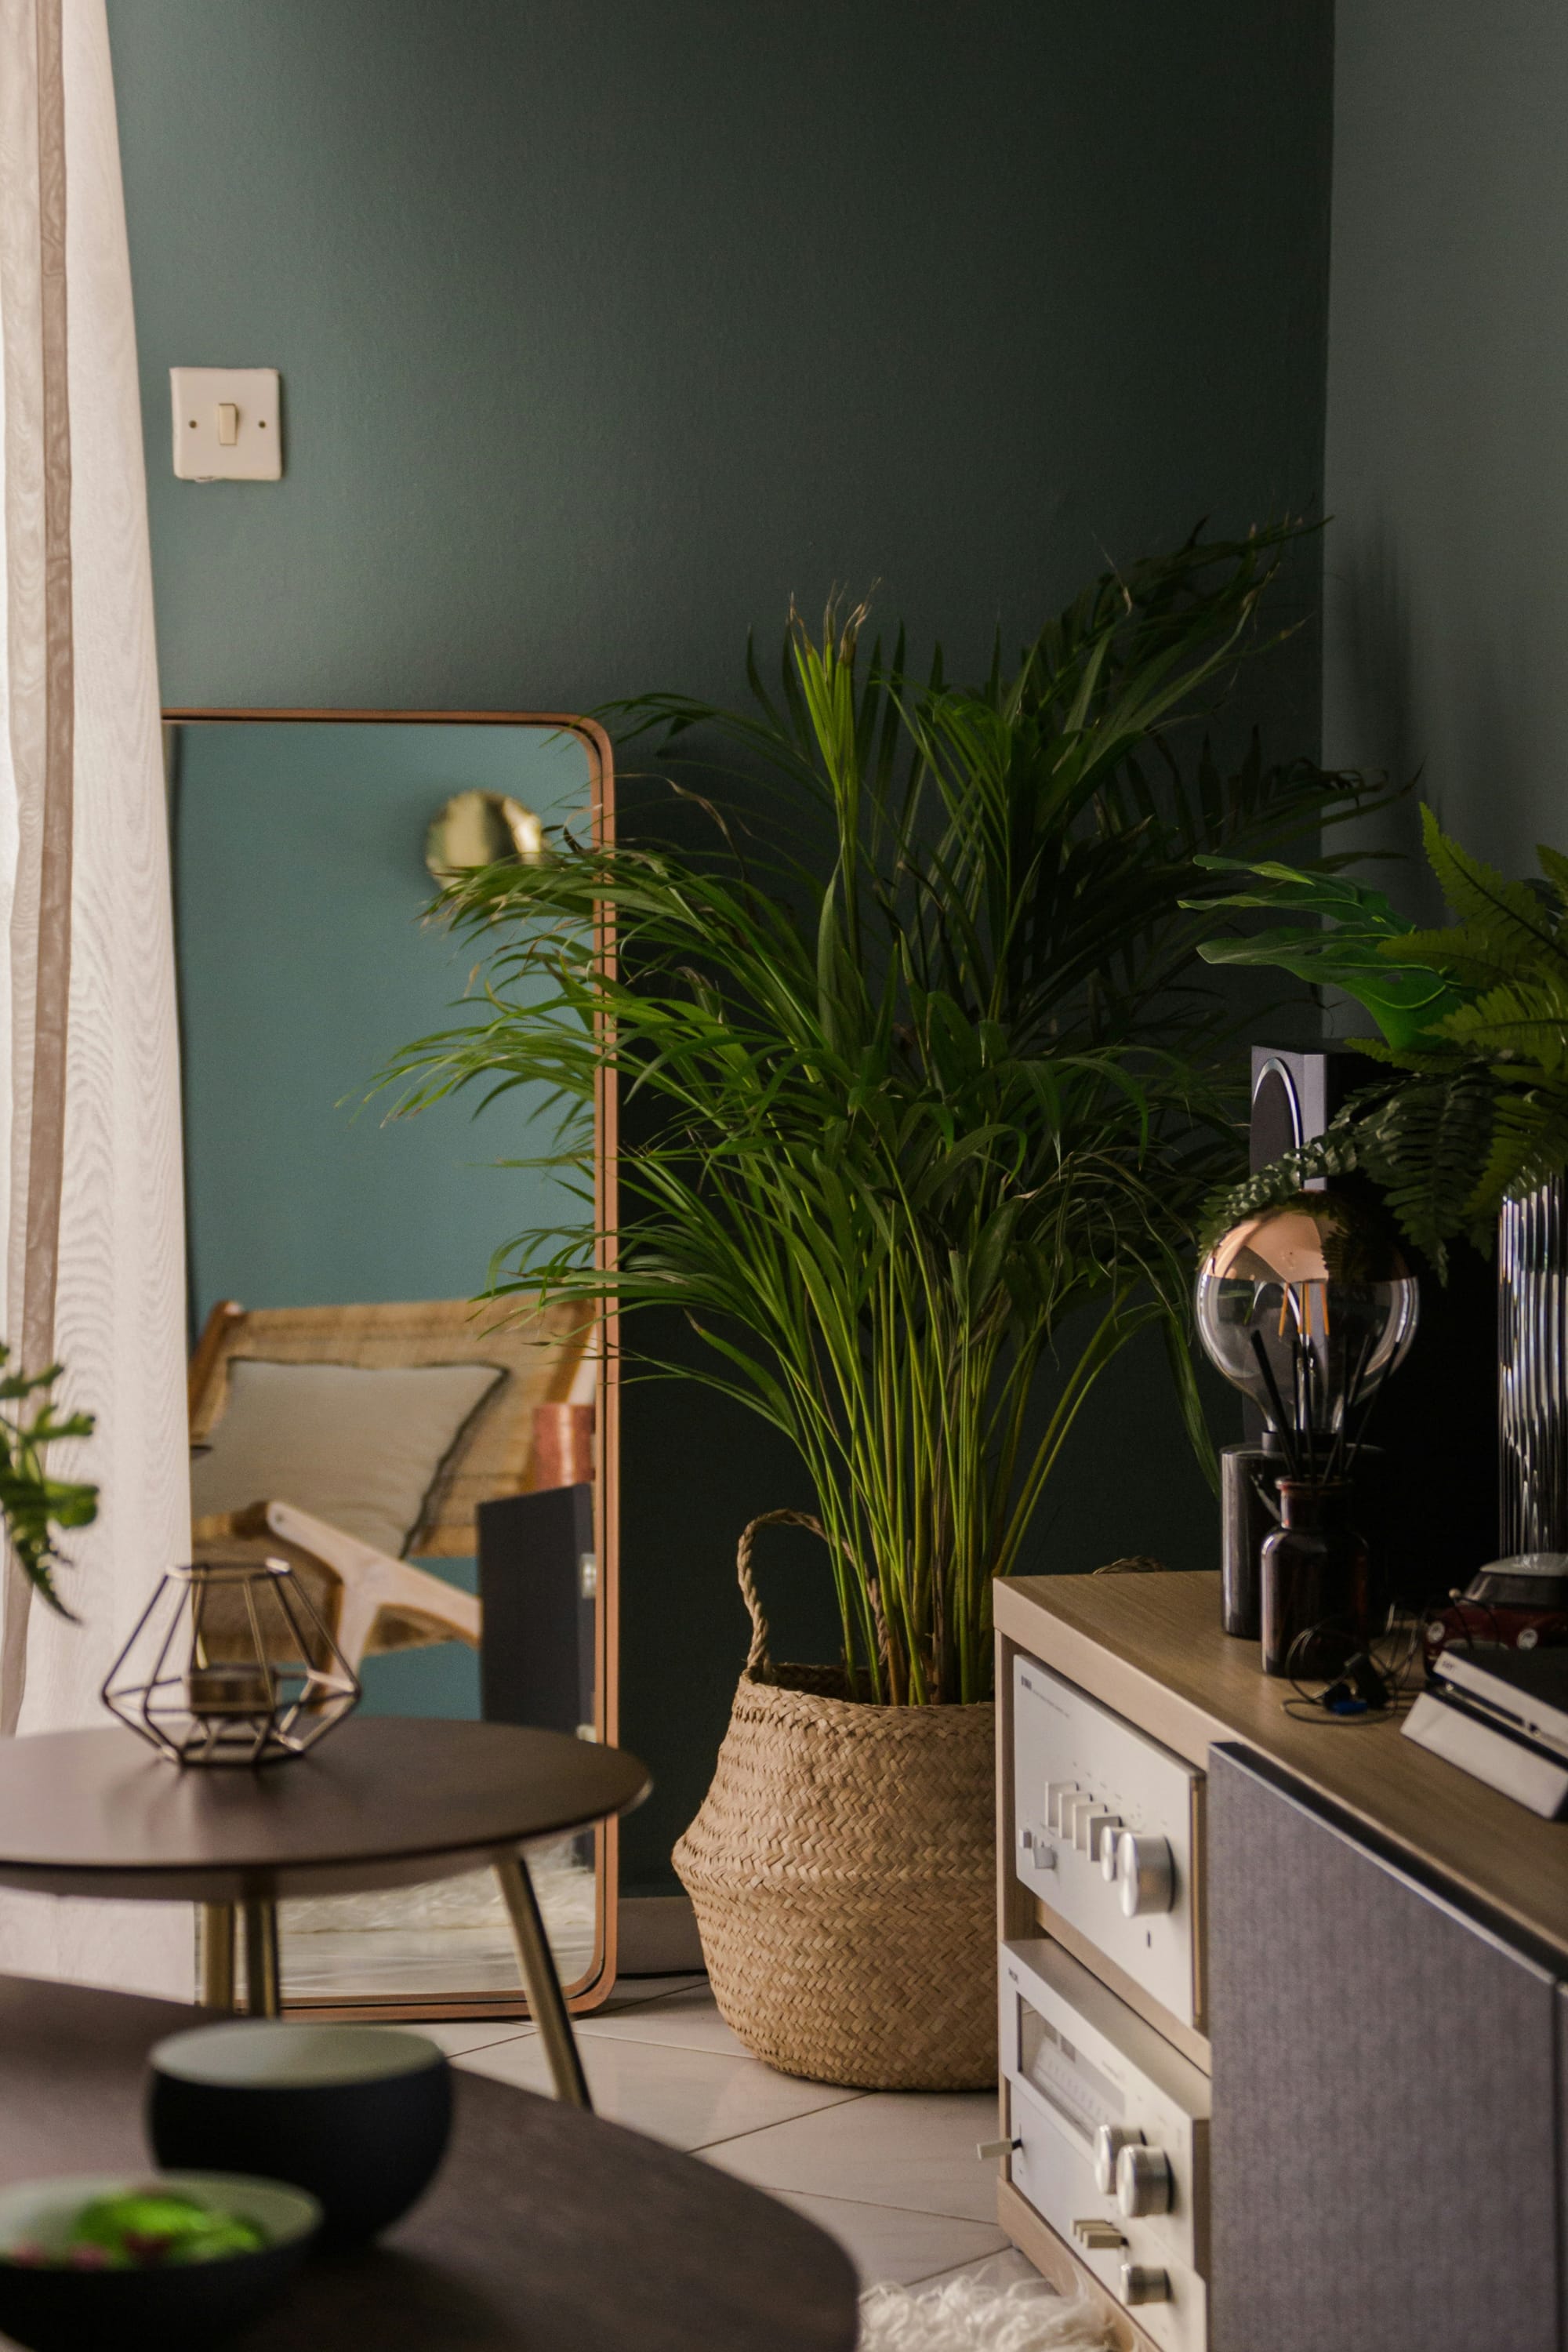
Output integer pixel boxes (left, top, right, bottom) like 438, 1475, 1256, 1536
0, 0, 191, 1994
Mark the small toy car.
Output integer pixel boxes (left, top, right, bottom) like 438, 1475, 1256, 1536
1423, 1552, 1568, 1670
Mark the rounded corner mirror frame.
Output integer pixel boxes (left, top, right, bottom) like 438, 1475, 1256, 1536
162, 706, 620, 2024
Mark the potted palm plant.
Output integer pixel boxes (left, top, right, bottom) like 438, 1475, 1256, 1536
387, 527, 1377, 2087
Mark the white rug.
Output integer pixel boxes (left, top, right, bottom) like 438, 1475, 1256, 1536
858, 2276, 1116, 2350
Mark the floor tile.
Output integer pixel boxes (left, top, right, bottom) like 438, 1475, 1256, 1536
575, 1984, 747, 2056
408, 1976, 709, 2057
703, 2089, 1003, 2221
906, 2245, 1047, 2293
597, 1973, 708, 2011
455, 2027, 858, 2151
764, 2189, 1009, 2287
415, 2017, 535, 2057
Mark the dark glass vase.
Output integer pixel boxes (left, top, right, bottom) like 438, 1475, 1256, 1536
1261, 1481, 1370, 1679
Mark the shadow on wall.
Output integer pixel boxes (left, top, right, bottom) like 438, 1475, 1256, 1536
1329, 519, 1550, 916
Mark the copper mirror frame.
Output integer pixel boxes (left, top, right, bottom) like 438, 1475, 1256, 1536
165, 707, 620, 2022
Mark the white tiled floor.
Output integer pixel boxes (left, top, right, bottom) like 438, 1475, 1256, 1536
421, 1975, 1049, 2292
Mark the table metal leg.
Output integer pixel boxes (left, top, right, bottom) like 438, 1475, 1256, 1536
493, 1852, 591, 2109
199, 1903, 238, 2012
241, 1899, 281, 2018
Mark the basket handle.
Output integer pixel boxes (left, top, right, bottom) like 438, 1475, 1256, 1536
736, 1509, 826, 1680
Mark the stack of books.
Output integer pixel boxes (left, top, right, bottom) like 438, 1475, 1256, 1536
1403, 1642, 1568, 1818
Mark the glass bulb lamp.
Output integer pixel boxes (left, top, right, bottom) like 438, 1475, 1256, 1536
1196, 1192, 1419, 1451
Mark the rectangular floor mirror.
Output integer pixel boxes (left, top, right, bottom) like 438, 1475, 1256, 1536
167, 708, 619, 2020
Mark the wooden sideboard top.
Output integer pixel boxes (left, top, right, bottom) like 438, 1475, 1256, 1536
996, 1570, 1568, 1966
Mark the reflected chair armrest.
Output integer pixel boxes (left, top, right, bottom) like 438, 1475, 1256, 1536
193, 1497, 482, 1668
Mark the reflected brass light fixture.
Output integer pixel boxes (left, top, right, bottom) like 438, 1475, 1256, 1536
425, 789, 543, 882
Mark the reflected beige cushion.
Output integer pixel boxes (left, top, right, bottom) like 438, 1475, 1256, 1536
190, 1358, 505, 1559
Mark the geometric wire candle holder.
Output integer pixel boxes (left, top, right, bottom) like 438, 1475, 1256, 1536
101, 1558, 361, 1767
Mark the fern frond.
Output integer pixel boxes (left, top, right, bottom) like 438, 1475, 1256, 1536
1442, 978, 1568, 1074
1421, 805, 1568, 969
1349, 1073, 1497, 1274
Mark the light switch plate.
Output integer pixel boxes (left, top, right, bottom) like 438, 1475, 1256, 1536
170, 367, 281, 481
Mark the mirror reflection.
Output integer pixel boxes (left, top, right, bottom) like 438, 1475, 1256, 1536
169, 714, 615, 2015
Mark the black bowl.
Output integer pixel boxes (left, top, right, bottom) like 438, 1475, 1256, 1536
0, 2169, 319, 2351
148, 2022, 452, 2247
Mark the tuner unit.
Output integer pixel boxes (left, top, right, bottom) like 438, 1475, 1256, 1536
1000, 1938, 1209, 2352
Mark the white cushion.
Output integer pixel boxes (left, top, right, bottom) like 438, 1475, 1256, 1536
191, 1359, 504, 1558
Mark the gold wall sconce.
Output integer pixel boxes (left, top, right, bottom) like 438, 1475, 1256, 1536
425, 789, 544, 882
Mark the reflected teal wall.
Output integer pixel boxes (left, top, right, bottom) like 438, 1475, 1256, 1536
174, 719, 590, 1719
174, 720, 590, 1319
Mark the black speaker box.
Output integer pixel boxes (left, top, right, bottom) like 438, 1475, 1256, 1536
477, 1483, 597, 1737
1247, 1046, 1498, 1603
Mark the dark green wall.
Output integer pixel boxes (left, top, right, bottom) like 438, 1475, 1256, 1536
1324, 1, 1568, 897
109, 0, 1337, 1893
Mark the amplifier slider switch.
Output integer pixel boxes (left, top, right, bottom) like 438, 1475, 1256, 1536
1083, 1808, 1120, 1860
1072, 2218, 1127, 2252
1046, 1781, 1081, 1834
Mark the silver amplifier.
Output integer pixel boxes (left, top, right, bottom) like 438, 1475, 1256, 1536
1002, 1936, 1209, 2352
1012, 1650, 1201, 2027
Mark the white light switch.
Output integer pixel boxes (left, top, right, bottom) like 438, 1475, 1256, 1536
171, 367, 281, 481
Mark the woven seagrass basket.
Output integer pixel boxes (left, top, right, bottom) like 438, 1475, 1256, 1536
673, 1511, 996, 2092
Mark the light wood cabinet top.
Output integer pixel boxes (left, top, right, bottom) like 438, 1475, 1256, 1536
995, 1570, 1568, 1967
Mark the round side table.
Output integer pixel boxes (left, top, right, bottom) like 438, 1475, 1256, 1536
0, 1718, 648, 2110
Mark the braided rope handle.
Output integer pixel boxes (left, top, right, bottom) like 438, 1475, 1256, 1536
735, 1508, 826, 1680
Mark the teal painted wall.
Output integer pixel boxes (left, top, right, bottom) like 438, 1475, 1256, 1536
1324, 2, 1568, 896
110, 0, 1337, 1892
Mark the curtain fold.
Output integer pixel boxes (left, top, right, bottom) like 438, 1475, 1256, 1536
0, 0, 191, 1997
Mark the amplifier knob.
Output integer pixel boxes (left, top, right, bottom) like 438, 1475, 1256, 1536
1093, 2123, 1142, 2195
1116, 1831, 1174, 1918
1120, 2263, 1171, 2307
1116, 2142, 1173, 2218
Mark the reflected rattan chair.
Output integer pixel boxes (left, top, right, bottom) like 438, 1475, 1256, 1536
187, 1295, 593, 1669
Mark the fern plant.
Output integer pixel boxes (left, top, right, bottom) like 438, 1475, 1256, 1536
0, 1348, 96, 1617
1194, 807, 1568, 1271
387, 527, 1381, 1704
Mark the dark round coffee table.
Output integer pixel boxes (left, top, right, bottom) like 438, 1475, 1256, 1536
0, 1719, 648, 2108
0, 1973, 859, 2350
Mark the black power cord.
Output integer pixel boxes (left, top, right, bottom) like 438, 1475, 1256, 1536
1281, 1607, 1429, 1725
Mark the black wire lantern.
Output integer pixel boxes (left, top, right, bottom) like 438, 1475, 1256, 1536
102, 1558, 361, 1766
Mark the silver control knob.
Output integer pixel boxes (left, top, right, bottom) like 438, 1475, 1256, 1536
1120, 2263, 1171, 2307
1093, 2123, 1143, 2196
1101, 1828, 1123, 1885
1116, 1831, 1174, 1917
1116, 2142, 1173, 2218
